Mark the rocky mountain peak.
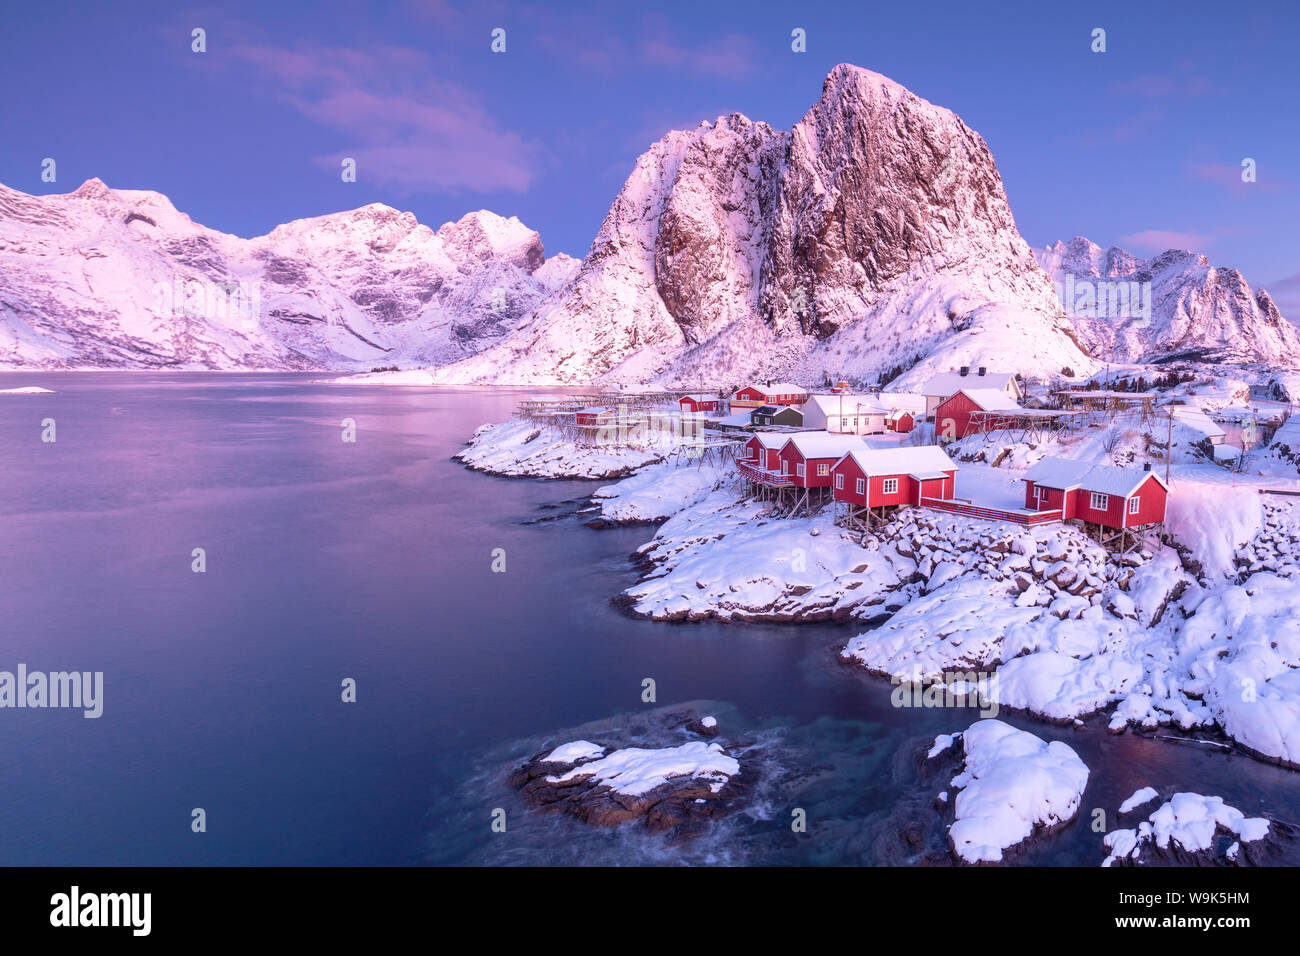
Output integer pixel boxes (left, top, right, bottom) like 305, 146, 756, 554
70, 177, 114, 201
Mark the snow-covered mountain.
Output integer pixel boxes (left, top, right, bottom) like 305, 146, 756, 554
429, 64, 1093, 387
1036, 236, 1299, 366
0, 178, 577, 369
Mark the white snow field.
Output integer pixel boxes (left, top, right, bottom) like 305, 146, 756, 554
940, 720, 1089, 864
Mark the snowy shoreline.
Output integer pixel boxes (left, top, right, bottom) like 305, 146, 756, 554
461, 414, 1300, 781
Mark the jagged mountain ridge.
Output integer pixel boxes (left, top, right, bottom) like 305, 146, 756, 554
0, 179, 578, 369
430, 64, 1095, 388
1036, 236, 1299, 366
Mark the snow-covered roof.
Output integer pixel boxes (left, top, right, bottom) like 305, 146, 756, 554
716, 412, 754, 427
678, 392, 716, 402
780, 432, 865, 459
761, 382, 807, 395
1171, 406, 1226, 440
924, 371, 1018, 398
951, 388, 1022, 412
1023, 456, 1170, 496
753, 404, 800, 417
1272, 417, 1300, 447
747, 432, 792, 449
878, 391, 926, 412
834, 444, 958, 477
804, 394, 887, 414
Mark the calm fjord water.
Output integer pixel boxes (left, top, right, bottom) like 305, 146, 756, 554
1, 373, 1296, 866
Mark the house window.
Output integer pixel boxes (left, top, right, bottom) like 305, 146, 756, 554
855, 478, 865, 494
883, 478, 899, 495
1090, 492, 1109, 511
782, 460, 789, 474
817, 463, 829, 476
796, 462, 805, 477
835, 473, 844, 490
1128, 496, 1140, 515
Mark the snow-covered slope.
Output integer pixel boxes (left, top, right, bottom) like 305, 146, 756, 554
430, 64, 1094, 387
0, 179, 576, 369
1036, 236, 1300, 366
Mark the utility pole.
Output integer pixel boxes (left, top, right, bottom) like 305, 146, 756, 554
1165, 406, 1174, 484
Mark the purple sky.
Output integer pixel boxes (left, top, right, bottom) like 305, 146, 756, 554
2, 0, 1297, 312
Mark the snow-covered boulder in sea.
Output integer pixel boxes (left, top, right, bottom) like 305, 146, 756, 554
1102, 792, 1269, 866
940, 719, 1089, 864
509, 738, 744, 834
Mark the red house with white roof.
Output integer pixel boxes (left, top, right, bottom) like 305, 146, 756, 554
731, 382, 809, 410
777, 433, 866, 488
934, 388, 1022, 440
885, 409, 915, 433
830, 445, 959, 510
1022, 457, 1170, 530
678, 393, 719, 413
738, 433, 789, 473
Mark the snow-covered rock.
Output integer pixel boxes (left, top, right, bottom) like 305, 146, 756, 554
456, 417, 666, 480
1102, 792, 1269, 866
510, 737, 744, 834
942, 719, 1089, 864
1118, 786, 1159, 815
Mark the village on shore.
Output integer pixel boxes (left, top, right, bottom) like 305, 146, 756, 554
454, 366, 1300, 864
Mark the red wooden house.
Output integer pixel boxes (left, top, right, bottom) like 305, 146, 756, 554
738, 433, 790, 473
934, 388, 1022, 440
1022, 457, 1170, 530
777, 433, 867, 488
830, 445, 959, 511
885, 409, 916, 433
678, 392, 719, 413
730, 382, 809, 410
574, 407, 612, 427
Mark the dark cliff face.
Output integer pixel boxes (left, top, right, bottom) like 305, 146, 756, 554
653, 114, 787, 345
758, 64, 1036, 339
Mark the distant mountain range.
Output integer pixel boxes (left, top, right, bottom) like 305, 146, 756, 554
0, 178, 576, 369
1034, 236, 1298, 367
1, 64, 1294, 381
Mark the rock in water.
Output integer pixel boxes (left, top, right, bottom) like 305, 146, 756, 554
509, 738, 744, 836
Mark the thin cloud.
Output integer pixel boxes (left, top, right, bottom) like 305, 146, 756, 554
1109, 73, 1216, 99
1190, 161, 1291, 195
1118, 229, 1213, 254
228, 42, 537, 194
641, 33, 759, 78
1267, 272, 1300, 316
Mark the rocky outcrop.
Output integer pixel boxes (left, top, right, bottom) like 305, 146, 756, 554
509, 735, 745, 837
